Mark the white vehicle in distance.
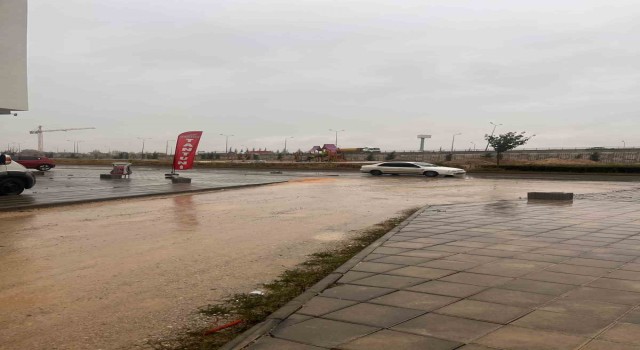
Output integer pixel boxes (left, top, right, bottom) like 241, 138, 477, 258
362, 147, 381, 152
361, 161, 466, 177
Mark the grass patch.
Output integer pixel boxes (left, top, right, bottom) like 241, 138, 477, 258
150, 207, 420, 350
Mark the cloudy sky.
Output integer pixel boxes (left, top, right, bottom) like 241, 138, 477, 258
3, 0, 640, 153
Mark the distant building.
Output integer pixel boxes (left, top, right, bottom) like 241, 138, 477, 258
0, 0, 28, 114
322, 144, 338, 154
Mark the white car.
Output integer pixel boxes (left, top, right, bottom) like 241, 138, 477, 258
360, 161, 466, 177
0, 154, 36, 195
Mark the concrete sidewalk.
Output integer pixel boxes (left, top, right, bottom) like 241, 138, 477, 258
243, 189, 640, 349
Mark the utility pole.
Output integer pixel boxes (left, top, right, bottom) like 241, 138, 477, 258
329, 129, 345, 147
137, 137, 151, 159
484, 122, 502, 151
219, 133, 234, 153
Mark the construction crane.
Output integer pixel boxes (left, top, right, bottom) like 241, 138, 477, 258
29, 125, 96, 152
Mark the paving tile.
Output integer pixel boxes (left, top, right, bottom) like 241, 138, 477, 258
428, 245, 476, 253
408, 237, 455, 245
499, 279, 576, 296
247, 336, 326, 350
370, 255, 430, 266
607, 270, 640, 281
512, 310, 612, 336
323, 303, 424, 328
476, 325, 586, 350
539, 298, 631, 320
383, 241, 428, 249
398, 250, 455, 259
297, 297, 358, 317
338, 329, 462, 350
469, 288, 554, 308
580, 252, 636, 262
512, 253, 569, 263
468, 259, 551, 277
386, 266, 456, 279
392, 313, 501, 343
466, 248, 520, 258
588, 278, 640, 293
273, 318, 378, 348
619, 308, 640, 324
621, 263, 640, 272
533, 248, 583, 257
546, 263, 612, 277
562, 286, 640, 305
407, 280, 487, 298
446, 241, 493, 248
484, 244, 535, 252
522, 270, 596, 285
349, 274, 424, 289
371, 290, 458, 311
419, 259, 480, 271
338, 271, 375, 284
352, 262, 404, 273
440, 272, 513, 287
371, 246, 411, 255
446, 254, 500, 263
435, 299, 530, 324
457, 345, 501, 350
320, 285, 394, 301
581, 339, 640, 350
274, 313, 314, 330
599, 323, 640, 345
363, 253, 386, 261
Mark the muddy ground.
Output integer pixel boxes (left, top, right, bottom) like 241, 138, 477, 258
0, 175, 637, 349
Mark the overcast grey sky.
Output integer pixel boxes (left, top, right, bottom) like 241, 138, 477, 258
3, 0, 640, 153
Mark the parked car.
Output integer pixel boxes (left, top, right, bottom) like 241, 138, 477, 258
363, 147, 381, 152
13, 154, 56, 171
0, 154, 36, 195
360, 161, 466, 177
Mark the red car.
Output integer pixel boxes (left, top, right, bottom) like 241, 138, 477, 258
13, 155, 56, 171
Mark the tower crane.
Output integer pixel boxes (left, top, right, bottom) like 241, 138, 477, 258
29, 125, 96, 152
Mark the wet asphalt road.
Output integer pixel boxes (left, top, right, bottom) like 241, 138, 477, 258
0, 166, 336, 210
3, 165, 640, 211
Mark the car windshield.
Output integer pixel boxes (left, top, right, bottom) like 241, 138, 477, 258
413, 162, 436, 167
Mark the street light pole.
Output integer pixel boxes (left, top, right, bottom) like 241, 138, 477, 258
451, 133, 461, 154
484, 122, 503, 151
622, 140, 626, 148
219, 133, 234, 153
470, 141, 476, 151
329, 129, 345, 147
284, 137, 294, 154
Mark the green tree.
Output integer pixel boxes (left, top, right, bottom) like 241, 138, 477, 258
385, 151, 396, 161
365, 153, 375, 161
485, 131, 532, 165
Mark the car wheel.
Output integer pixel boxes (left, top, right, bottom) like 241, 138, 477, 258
423, 171, 439, 177
38, 164, 51, 171
0, 179, 25, 195
370, 170, 383, 176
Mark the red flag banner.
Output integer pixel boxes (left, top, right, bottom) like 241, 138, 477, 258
173, 131, 203, 171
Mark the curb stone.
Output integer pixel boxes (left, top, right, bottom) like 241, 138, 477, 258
220, 205, 431, 350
